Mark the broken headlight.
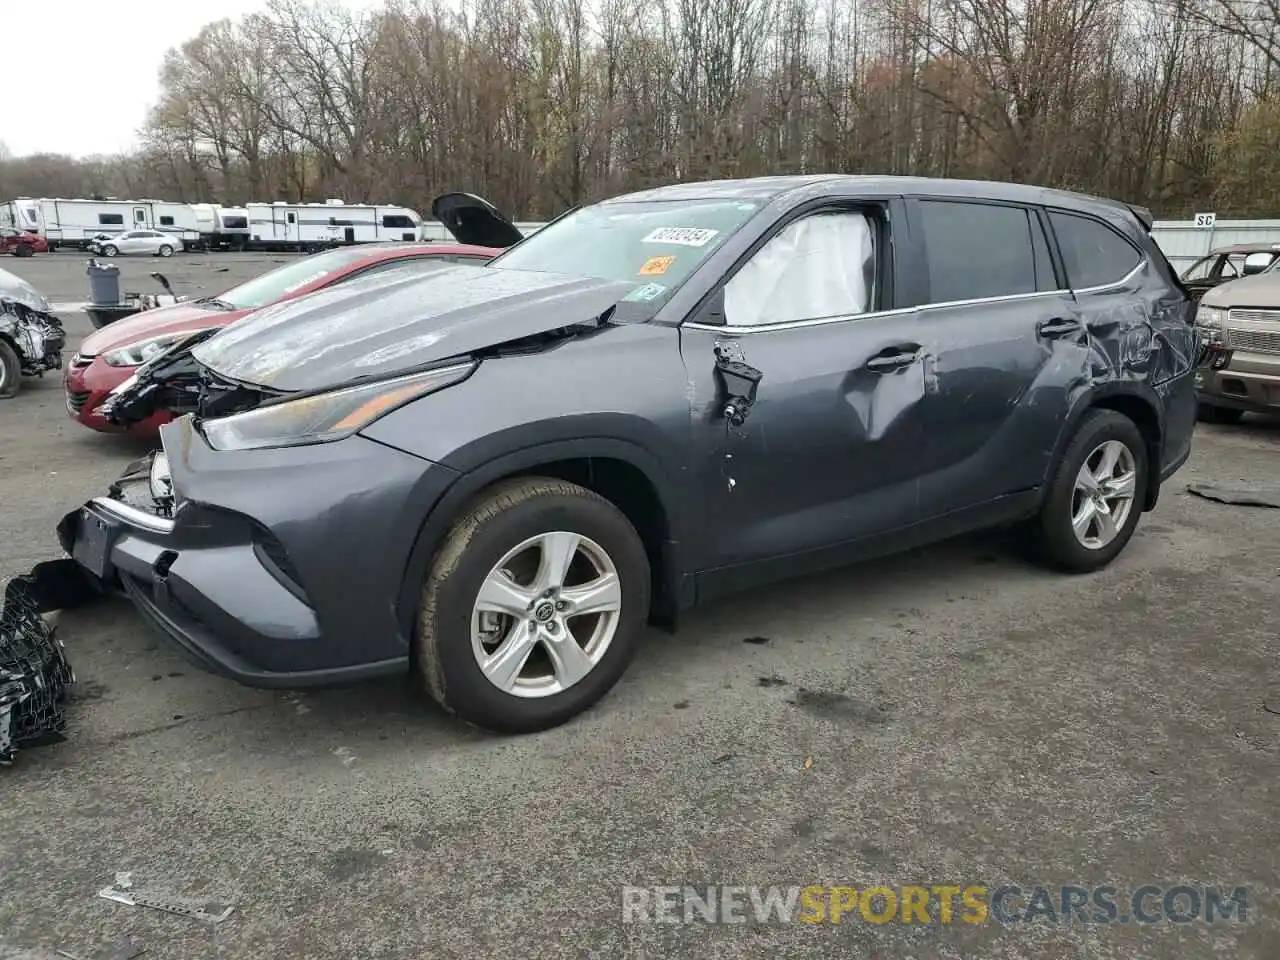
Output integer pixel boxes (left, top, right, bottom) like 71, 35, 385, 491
202, 361, 477, 452
1195, 305, 1225, 347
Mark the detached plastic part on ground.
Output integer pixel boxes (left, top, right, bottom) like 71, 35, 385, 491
1186, 482, 1280, 509
0, 559, 103, 766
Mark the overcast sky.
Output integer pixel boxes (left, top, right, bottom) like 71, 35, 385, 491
0, 0, 377, 159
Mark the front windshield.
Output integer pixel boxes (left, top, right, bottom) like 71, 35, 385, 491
217, 246, 382, 309
489, 199, 761, 304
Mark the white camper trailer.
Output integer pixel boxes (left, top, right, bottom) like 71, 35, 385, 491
191, 203, 251, 250
38, 199, 200, 250
0, 199, 43, 234
245, 200, 424, 251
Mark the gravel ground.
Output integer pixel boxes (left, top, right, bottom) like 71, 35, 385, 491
1, 251, 1278, 959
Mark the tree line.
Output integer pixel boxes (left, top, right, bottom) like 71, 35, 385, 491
1, 0, 1278, 219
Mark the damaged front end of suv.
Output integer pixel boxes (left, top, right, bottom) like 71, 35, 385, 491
96, 326, 285, 431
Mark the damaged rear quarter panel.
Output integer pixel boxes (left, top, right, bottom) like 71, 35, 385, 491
1056, 258, 1198, 489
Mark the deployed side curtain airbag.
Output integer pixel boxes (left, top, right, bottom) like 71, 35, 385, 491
725, 212, 874, 327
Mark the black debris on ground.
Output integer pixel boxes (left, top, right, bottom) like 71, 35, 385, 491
0, 577, 77, 767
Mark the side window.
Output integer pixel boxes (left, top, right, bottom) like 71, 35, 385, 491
286, 212, 297, 225
724, 211, 875, 327
382, 214, 415, 229
1048, 210, 1142, 289
98, 213, 124, 225
918, 200, 1041, 303
1182, 256, 1215, 282
159, 215, 175, 226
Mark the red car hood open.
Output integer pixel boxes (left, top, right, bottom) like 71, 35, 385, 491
79, 301, 247, 357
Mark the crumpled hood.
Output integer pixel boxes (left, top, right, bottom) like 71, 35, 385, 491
1200, 272, 1280, 309
192, 263, 641, 392
79, 301, 241, 356
0, 266, 52, 313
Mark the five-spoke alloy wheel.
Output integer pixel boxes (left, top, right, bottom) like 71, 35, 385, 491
471, 531, 623, 698
416, 477, 650, 733
1070, 439, 1137, 550
1029, 409, 1148, 573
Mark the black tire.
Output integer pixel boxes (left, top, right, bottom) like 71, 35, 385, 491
158, 244, 174, 258
1026, 409, 1149, 573
1197, 402, 1244, 425
102, 244, 118, 258
0, 338, 21, 399
14, 243, 33, 258
416, 477, 651, 734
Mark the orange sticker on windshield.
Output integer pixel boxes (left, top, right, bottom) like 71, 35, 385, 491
639, 255, 676, 276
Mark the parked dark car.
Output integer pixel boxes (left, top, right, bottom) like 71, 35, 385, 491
1180, 242, 1280, 302
58, 177, 1198, 733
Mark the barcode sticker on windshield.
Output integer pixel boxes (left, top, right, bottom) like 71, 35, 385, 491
641, 227, 720, 247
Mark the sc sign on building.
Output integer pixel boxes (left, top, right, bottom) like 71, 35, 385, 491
1194, 213, 1216, 228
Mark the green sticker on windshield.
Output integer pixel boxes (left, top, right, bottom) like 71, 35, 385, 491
625, 282, 667, 302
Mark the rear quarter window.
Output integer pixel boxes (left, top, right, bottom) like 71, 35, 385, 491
1048, 211, 1142, 290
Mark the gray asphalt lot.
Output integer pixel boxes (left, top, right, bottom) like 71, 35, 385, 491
1, 250, 1279, 959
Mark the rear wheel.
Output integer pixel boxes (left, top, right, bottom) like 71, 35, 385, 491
102, 244, 118, 258
0, 339, 21, 398
158, 244, 174, 258
416, 477, 650, 733
1027, 409, 1147, 573
1196, 402, 1244, 425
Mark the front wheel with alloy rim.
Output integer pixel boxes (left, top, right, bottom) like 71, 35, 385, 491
158, 244, 174, 257
1028, 409, 1148, 573
416, 477, 651, 733
101, 245, 118, 257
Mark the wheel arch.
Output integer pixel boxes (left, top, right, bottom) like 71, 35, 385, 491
1046, 384, 1164, 511
396, 438, 692, 648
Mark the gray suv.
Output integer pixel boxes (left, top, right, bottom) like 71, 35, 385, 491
58, 176, 1199, 733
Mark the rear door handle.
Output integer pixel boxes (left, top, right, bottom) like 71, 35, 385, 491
865, 349, 920, 372
1037, 317, 1082, 338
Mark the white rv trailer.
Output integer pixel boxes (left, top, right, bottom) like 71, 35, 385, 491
191, 203, 251, 250
36, 198, 200, 250
0, 199, 43, 234
245, 200, 424, 251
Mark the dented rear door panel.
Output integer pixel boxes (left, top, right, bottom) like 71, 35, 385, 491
913, 289, 1086, 518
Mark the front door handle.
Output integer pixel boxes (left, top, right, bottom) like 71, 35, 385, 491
1037, 317, 1083, 338
865, 349, 920, 372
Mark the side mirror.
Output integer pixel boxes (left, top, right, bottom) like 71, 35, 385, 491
1242, 252, 1272, 276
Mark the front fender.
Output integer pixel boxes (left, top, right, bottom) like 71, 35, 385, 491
391, 437, 692, 640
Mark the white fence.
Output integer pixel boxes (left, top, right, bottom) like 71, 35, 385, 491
1150, 218, 1280, 272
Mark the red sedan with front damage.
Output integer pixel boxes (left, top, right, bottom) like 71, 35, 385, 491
65, 241, 502, 436
1, 228, 49, 257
